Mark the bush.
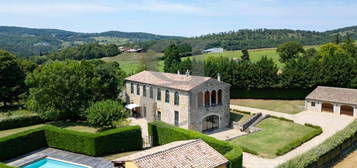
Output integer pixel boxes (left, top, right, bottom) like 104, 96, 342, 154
45, 125, 142, 156
148, 121, 243, 168
278, 120, 357, 168
0, 115, 46, 130
0, 127, 47, 161
86, 100, 128, 127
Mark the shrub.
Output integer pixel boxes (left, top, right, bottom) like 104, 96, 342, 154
148, 121, 243, 168
45, 125, 142, 156
86, 100, 128, 127
278, 120, 357, 168
0, 127, 47, 161
0, 115, 46, 130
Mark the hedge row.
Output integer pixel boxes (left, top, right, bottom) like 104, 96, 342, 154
0, 125, 143, 167
278, 120, 357, 168
276, 124, 322, 156
0, 115, 46, 130
46, 126, 143, 156
148, 121, 243, 168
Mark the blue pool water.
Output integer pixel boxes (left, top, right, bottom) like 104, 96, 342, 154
22, 158, 88, 168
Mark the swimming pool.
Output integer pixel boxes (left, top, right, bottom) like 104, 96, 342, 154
21, 157, 91, 168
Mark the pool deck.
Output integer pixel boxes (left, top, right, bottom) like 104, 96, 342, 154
5, 148, 113, 168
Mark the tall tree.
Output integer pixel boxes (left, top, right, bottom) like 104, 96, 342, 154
0, 50, 25, 106
241, 49, 250, 61
277, 41, 305, 63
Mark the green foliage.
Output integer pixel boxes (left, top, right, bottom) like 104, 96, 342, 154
277, 41, 305, 63
45, 125, 142, 156
0, 115, 46, 130
148, 121, 243, 168
278, 120, 357, 168
26, 60, 125, 120
0, 127, 47, 161
86, 100, 128, 127
0, 51, 25, 106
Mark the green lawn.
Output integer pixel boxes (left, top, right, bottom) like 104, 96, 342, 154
230, 99, 305, 114
230, 117, 318, 158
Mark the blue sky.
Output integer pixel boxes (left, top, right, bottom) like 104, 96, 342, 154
0, 0, 356, 37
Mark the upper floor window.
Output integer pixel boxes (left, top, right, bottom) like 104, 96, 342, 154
143, 85, 147, 97
150, 87, 153, 99
165, 90, 170, 103
211, 90, 216, 105
136, 84, 140, 95
130, 83, 134, 94
157, 88, 161, 101
174, 92, 179, 105
218, 89, 222, 105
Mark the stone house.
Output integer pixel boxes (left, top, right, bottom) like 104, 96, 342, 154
305, 86, 357, 117
124, 71, 231, 132
112, 139, 229, 168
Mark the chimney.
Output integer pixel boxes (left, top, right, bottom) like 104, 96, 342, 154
186, 70, 190, 76
217, 73, 221, 81
177, 70, 180, 75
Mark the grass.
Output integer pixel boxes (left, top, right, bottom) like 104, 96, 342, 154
230, 117, 318, 158
230, 99, 305, 114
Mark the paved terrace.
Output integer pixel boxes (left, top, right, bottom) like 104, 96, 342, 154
231, 105, 355, 168
6, 148, 113, 168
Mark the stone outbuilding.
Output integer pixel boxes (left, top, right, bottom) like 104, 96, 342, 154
124, 71, 231, 132
112, 139, 229, 168
305, 86, 357, 117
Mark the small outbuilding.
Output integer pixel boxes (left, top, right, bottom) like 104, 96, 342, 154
112, 139, 228, 168
305, 86, 357, 117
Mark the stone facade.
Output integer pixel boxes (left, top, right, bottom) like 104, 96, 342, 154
125, 75, 230, 132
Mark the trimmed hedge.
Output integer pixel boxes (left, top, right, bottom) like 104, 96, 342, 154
0, 115, 46, 130
278, 120, 357, 168
0, 127, 47, 161
45, 125, 143, 156
148, 121, 243, 168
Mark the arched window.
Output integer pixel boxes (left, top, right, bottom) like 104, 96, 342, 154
197, 92, 203, 107
165, 90, 170, 103
174, 92, 179, 105
150, 87, 153, 99
204, 91, 210, 107
136, 84, 140, 95
143, 85, 147, 97
157, 88, 161, 100
211, 90, 216, 105
218, 89, 222, 105
130, 83, 134, 93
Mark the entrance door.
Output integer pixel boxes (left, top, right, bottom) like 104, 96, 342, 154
322, 103, 334, 113
341, 105, 354, 116
202, 115, 219, 132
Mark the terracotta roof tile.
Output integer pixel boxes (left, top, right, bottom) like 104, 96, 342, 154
306, 86, 357, 105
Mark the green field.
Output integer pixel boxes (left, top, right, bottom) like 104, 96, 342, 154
230, 117, 319, 158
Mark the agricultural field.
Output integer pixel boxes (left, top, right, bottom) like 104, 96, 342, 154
230, 99, 305, 114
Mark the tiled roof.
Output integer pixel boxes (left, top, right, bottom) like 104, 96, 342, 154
125, 71, 220, 91
113, 139, 228, 168
306, 86, 357, 105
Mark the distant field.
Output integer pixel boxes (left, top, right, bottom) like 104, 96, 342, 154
101, 51, 163, 74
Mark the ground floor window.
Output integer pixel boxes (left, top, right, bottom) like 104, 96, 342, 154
202, 115, 219, 132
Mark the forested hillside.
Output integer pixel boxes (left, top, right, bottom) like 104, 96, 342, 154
135, 26, 357, 54
0, 26, 182, 57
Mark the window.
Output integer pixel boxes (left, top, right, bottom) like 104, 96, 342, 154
130, 83, 134, 94
174, 92, 179, 105
311, 102, 315, 107
204, 91, 210, 106
143, 85, 147, 97
136, 84, 140, 95
165, 90, 170, 103
157, 88, 161, 100
174, 111, 179, 126
211, 90, 216, 105
157, 111, 161, 121
197, 92, 203, 107
143, 106, 147, 117
218, 89, 222, 105
150, 87, 153, 99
